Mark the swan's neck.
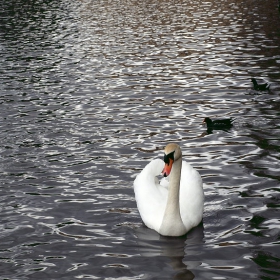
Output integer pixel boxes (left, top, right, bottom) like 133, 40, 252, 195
159, 156, 186, 236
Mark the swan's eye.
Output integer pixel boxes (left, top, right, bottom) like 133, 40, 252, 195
163, 151, 175, 165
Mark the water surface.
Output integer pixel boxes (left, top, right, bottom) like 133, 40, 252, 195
0, 0, 280, 279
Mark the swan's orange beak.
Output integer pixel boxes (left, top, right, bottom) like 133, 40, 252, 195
162, 159, 174, 177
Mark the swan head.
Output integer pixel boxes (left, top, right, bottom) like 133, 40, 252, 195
162, 143, 182, 177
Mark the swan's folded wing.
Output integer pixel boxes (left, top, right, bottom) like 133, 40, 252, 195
179, 161, 204, 231
133, 159, 166, 232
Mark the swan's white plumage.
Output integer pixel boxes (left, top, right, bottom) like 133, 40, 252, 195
134, 159, 166, 232
133, 145, 204, 236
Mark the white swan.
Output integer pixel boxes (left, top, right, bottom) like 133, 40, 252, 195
134, 143, 204, 236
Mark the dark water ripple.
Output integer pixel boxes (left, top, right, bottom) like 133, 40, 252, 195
0, 0, 280, 279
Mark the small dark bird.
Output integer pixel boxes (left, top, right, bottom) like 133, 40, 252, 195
251, 78, 270, 91
203, 117, 234, 129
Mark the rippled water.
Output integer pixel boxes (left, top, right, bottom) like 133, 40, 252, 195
1, 0, 280, 279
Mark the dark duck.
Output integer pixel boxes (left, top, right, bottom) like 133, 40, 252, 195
203, 117, 234, 129
251, 78, 270, 91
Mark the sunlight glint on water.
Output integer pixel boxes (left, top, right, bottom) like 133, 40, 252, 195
0, 0, 279, 279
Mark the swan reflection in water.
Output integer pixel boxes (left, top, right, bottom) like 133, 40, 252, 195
134, 223, 204, 280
